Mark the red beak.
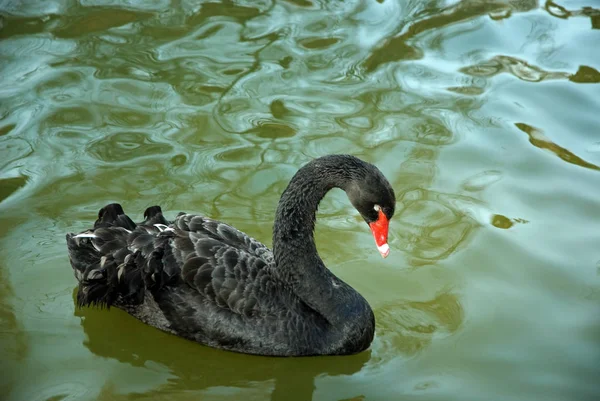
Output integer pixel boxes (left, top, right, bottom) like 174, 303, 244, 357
369, 210, 390, 258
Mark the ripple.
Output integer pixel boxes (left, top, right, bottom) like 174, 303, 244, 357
0, 137, 34, 170
269, 99, 293, 119
244, 122, 297, 139
215, 145, 263, 164
241, 167, 288, 198
97, 34, 129, 45
460, 55, 569, 83
368, 115, 455, 147
394, 189, 479, 263
374, 291, 464, 360
3, 2, 600, 401
491, 214, 514, 229
0, 36, 77, 100
299, 37, 341, 49
20, 381, 91, 401
44, 107, 95, 128
304, 135, 363, 158
104, 108, 154, 128
446, 85, 485, 96
363, 38, 422, 72
0, 123, 16, 137
284, 0, 314, 8
515, 122, 600, 171
169, 153, 188, 167
545, 1, 571, 19
86, 131, 173, 164
569, 65, 600, 84
586, 142, 600, 153
489, 8, 512, 21
173, 79, 218, 107
361, 0, 525, 73
155, 21, 262, 63
408, 121, 454, 146
52, 8, 152, 39
338, 116, 374, 130
0, 175, 28, 204
461, 170, 502, 192
96, 80, 178, 113
35, 70, 88, 102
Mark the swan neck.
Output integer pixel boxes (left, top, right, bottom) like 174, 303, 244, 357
272, 158, 351, 262
270, 156, 375, 350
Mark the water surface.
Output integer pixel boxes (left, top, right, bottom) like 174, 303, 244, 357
1, 1, 600, 400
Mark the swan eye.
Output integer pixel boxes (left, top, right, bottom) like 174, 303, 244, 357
373, 204, 381, 212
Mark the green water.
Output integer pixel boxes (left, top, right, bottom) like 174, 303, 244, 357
1, 0, 599, 400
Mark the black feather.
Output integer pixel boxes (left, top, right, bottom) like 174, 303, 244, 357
66, 155, 395, 356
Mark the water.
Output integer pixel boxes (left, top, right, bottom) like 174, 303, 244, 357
1, 1, 599, 400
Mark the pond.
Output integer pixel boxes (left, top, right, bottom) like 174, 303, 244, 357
1, 1, 599, 400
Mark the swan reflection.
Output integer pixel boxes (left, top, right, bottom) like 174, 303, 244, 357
75, 291, 370, 401
373, 290, 464, 364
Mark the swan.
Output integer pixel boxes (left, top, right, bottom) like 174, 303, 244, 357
66, 154, 396, 356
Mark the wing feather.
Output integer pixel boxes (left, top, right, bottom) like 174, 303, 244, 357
75, 209, 281, 317
167, 214, 278, 316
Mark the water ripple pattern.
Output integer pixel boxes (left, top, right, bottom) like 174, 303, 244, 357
1, 1, 600, 401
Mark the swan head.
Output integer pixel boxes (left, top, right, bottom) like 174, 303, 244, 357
345, 163, 396, 258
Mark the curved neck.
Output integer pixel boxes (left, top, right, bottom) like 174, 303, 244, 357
272, 156, 369, 327
272, 156, 354, 264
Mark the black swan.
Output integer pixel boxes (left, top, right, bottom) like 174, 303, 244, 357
66, 154, 396, 356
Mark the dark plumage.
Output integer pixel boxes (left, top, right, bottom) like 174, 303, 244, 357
66, 154, 396, 356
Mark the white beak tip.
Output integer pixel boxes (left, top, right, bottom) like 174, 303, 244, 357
377, 243, 390, 258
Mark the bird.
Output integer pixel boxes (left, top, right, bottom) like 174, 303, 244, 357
66, 154, 396, 356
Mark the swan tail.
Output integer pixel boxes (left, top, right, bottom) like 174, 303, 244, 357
66, 232, 119, 308
94, 202, 137, 230
142, 205, 170, 226
66, 203, 145, 308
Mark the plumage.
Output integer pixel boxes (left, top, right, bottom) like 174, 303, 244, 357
66, 154, 396, 356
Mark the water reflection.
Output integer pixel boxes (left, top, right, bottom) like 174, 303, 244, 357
373, 290, 464, 362
0, 277, 26, 387
392, 146, 484, 266
0, 176, 28, 204
75, 294, 369, 401
569, 65, 600, 84
515, 122, 600, 171
2, 0, 599, 400
395, 192, 481, 265
0, 224, 29, 397
461, 56, 600, 84
363, 0, 537, 72
544, 1, 600, 28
